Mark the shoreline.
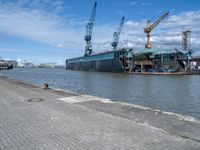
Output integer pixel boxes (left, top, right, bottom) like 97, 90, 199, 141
1, 75, 199, 122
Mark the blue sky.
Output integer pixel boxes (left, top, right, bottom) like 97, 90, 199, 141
0, 0, 200, 64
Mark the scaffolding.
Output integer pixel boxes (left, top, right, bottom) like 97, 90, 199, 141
182, 30, 191, 50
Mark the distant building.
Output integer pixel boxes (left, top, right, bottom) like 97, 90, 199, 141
17, 59, 35, 68
37, 63, 57, 68
37, 63, 65, 68
191, 56, 200, 67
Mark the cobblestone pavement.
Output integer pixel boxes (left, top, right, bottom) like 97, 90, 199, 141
0, 76, 200, 150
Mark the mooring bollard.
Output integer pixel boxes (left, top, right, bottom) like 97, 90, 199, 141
43, 83, 49, 89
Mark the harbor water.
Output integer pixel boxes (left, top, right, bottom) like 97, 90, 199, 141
1, 68, 200, 119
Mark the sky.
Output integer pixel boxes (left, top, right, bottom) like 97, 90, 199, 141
0, 0, 200, 64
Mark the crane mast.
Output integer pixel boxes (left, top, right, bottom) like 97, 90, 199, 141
144, 12, 169, 49
111, 16, 125, 50
84, 2, 97, 56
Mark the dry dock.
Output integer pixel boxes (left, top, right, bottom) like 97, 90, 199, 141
0, 76, 200, 150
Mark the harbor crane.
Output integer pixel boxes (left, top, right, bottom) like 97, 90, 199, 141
182, 30, 191, 50
144, 12, 169, 49
111, 16, 125, 50
84, 2, 97, 56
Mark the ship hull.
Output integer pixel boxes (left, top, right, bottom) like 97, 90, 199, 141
0, 64, 13, 70
66, 58, 124, 72
66, 49, 133, 73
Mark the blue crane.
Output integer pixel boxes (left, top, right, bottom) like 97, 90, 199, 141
111, 16, 125, 50
84, 2, 97, 56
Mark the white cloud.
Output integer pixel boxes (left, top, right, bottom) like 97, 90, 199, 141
130, 1, 138, 5
0, 1, 83, 51
0, 0, 199, 58
0, 0, 116, 54
120, 10, 200, 52
124, 21, 140, 28
130, 1, 151, 6
141, 2, 151, 6
0, 47, 28, 52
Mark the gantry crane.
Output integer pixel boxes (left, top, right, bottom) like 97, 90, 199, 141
84, 2, 97, 56
144, 12, 169, 49
111, 16, 125, 50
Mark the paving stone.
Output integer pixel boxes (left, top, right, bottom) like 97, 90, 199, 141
0, 76, 200, 150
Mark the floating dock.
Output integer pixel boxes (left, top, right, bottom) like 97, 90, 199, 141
66, 1, 195, 74
128, 71, 194, 75
0, 76, 200, 149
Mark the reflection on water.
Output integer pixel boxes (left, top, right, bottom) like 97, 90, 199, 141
1, 68, 200, 119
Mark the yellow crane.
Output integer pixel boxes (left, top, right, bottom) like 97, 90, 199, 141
144, 12, 169, 49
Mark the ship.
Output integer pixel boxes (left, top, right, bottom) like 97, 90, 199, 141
66, 48, 134, 72
66, 2, 134, 73
0, 59, 14, 70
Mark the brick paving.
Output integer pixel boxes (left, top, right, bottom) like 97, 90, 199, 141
0, 76, 200, 150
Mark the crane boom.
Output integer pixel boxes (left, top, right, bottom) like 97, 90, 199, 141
149, 12, 169, 31
84, 2, 97, 56
111, 16, 125, 50
144, 12, 169, 49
